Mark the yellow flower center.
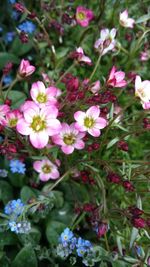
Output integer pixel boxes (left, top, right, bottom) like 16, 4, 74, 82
42, 164, 51, 174
63, 134, 76, 145
31, 116, 46, 132
135, 88, 145, 98
77, 11, 86, 21
9, 118, 18, 127
36, 93, 47, 103
84, 117, 95, 128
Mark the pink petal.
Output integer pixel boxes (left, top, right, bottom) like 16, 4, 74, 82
74, 140, 85, 150
88, 128, 100, 137
95, 117, 107, 129
50, 169, 60, 179
74, 111, 85, 122
135, 76, 141, 90
61, 145, 74, 154
39, 173, 51, 181
16, 119, 31, 135
29, 131, 49, 149
52, 135, 64, 145
33, 161, 43, 172
47, 119, 62, 136
86, 106, 100, 118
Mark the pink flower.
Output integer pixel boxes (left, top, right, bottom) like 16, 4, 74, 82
33, 159, 60, 181
119, 10, 135, 28
0, 104, 10, 126
107, 66, 127, 88
94, 28, 117, 55
142, 102, 150, 110
135, 76, 150, 104
30, 81, 60, 108
90, 80, 101, 94
74, 106, 107, 137
16, 101, 61, 149
6, 109, 22, 127
140, 51, 149, 62
52, 123, 85, 154
76, 6, 94, 27
70, 47, 92, 65
18, 59, 35, 77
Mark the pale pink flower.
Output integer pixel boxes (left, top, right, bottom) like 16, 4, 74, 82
135, 75, 150, 103
76, 6, 94, 27
140, 51, 149, 62
90, 80, 101, 94
33, 159, 60, 181
16, 101, 61, 149
119, 10, 135, 28
142, 102, 150, 110
6, 109, 22, 128
0, 104, 10, 126
70, 47, 92, 65
76, 47, 92, 65
74, 106, 107, 137
30, 81, 59, 108
107, 66, 127, 88
52, 123, 85, 154
18, 59, 35, 77
94, 28, 117, 55
41, 73, 51, 83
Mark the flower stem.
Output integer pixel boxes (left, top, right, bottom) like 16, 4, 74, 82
89, 54, 101, 81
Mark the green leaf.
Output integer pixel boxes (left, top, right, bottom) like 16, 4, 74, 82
0, 53, 19, 70
20, 186, 38, 203
8, 90, 27, 109
106, 137, 119, 149
46, 220, 66, 245
11, 245, 37, 267
116, 235, 123, 256
0, 181, 13, 204
112, 260, 130, 267
8, 173, 27, 188
0, 232, 18, 246
136, 13, 150, 23
129, 227, 139, 248
11, 37, 33, 56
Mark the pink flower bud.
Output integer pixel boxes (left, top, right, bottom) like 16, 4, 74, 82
18, 59, 35, 77
132, 217, 146, 229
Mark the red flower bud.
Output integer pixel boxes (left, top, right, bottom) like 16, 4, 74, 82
122, 181, 134, 191
132, 217, 146, 229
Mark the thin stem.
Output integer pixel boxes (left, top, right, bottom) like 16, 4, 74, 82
46, 170, 71, 191
55, 61, 76, 86
0, 212, 9, 219
71, 212, 86, 230
89, 54, 101, 81
104, 233, 110, 251
5, 77, 18, 99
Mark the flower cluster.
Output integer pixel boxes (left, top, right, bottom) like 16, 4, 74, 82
57, 228, 93, 266
4, 199, 31, 234
9, 159, 26, 174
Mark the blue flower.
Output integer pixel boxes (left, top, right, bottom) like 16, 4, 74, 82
11, 11, 20, 20
3, 75, 13, 85
0, 169, 8, 177
8, 0, 16, 3
9, 159, 26, 174
76, 237, 92, 257
9, 221, 31, 234
18, 21, 36, 34
4, 32, 15, 43
60, 228, 74, 244
4, 199, 24, 216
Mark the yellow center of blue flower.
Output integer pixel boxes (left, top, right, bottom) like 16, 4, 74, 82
84, 117, 95, 128
31, 116, 46, 132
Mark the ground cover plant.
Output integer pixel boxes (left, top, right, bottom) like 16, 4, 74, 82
0, 0, 150, 266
